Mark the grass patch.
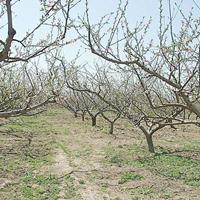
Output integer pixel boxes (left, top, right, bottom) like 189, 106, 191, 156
129, 186, 155, 196
0, 112, 55, 199
147, 154, 200, 186
119, 172, 144, 184
7, 112, 53, 139
64, 175, 80, 199
20, 174, 60, 199
75, 148, 92, 158
106, 144, 200, 186
106, 144, 151, 167
183, 141, 200, 152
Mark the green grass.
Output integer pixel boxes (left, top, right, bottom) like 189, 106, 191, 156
183, 141, 200, 152
2, 109, 81, 199
20, 174, 60, 200
106, 144, 200, 186
0, 152, 58, 200
0, 111, 56, 200
6, 115, 53, 134
128, 187, 155, 200
106, 144, 151, 167
145, 154, 200, 186
129, 187, 155, 195
119, 172, 144, 184
64, 175, 81, 199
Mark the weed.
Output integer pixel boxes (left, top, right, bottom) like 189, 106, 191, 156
110, 155, 123, 166
119, 172, 144, 184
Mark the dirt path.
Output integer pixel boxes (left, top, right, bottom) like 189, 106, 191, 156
47, 112, 134, 200
51, 148, 73, 177
51, 143, 112, 199
52, 148, 74, 200
53, 140, 114, 200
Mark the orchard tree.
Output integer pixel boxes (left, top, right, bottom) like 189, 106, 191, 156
59, 60, 132, 134
0, 59, 58, 118
0, 0, 80, 118
60, 62, 109, 127
58, 89, 83, 118
0, 0, 80, 64
75, 0, 200, 152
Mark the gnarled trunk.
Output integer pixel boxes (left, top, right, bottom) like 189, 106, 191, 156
109, 122, 114, 134
81, 113, 85, 121
74, 112, 78, 118
91, 116, 97, 126
144, 133, 155, 153
139, 125, 155, 153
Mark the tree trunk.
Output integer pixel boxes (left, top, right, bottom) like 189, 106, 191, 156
91, 116, 97, 126
81, 113, 85, 121
145, 134, 155, 153
139, 125, 155, 153
74, 112, 78, 118
109, 122, 114, 134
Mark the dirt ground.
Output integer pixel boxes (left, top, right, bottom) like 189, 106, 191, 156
0, 107, 200, 199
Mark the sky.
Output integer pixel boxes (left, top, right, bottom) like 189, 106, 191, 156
11, 0, 199, 35
1, 0, 200, 67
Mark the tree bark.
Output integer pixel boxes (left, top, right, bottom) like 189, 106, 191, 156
109, 122, 114, 134
91, 116, 97, 126
81, 113, 85, 121
139, 125, 155, 153
145, 134, 155, 153
74, 112, 78, 118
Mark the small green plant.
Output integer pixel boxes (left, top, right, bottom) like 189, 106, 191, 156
132, 197, 141, 200
119, 172, 144, 184
79, 180, 85, 184
110, 155, 123, 166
